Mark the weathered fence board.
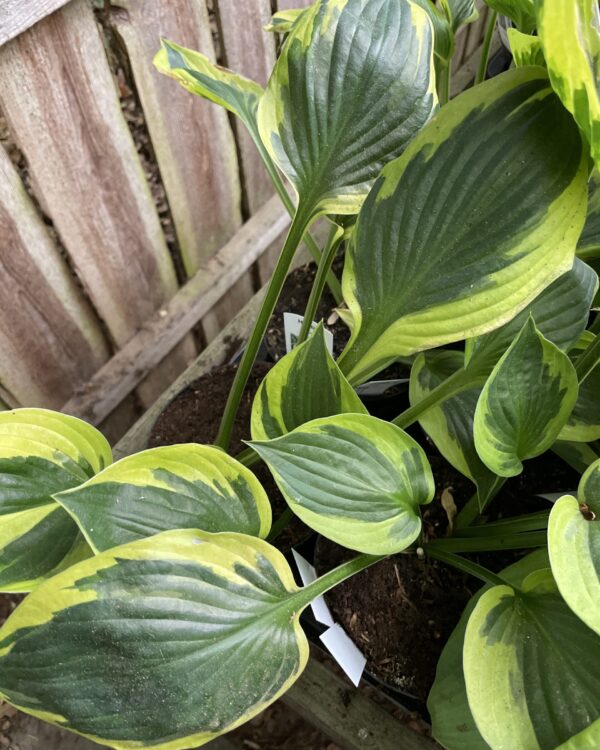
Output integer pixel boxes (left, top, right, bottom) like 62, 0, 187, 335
112, 0, 254, 344
216, 0, 275, 214
284, 660, 439, 750
0, 0, 71, 46
0, 146, 109, 409
0, 0, 194, 406
63, 196, 290, 425
215, 0, 281, 284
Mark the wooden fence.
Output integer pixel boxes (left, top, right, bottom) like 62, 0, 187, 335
0, 0, 492, 441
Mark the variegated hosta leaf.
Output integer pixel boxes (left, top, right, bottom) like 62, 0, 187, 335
428, 549, 549, 750
465, 258, 598, 377
251, 324, 366, 442
249, 413, 434, 555
553, 439, 600, 474
0, 408, 111, 592
507, 28, 546, 67
337, 68, 587, 385
0, 530, 311, 750
443, 0, 478, 31
264, 9, 305, 33
555, 721, 600, 750
474, 318, 579, 477
56, 444, 271, 553
464, 568, 600, 750
559, 334, 600, 441
410, 351, 501, 509
578, 171, 600, 261
548, 459, 600, 636
484, 0, 536, 33
257, 0, 437, 217
412, 0, 454, 68
154, 39, 264, 137
537, 0, 600, 171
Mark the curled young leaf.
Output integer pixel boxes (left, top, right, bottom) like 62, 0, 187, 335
410, 351, 501, 509
537, 0, 600, 171
56, 445, 272, 553
484, 0, 536, 33
0, 530, 310, 750
251, 324, 366, 442
0, 408, 111, 591
474, 318, 579, 477
257, 0, 437, 217
548, 459, 600, 636
464, 569, 600, 750
578, 171, 600, 261
465, 258, 598, 377
338, 68, 587, 384
250, 413, 434, 555
559, 334, 600, 441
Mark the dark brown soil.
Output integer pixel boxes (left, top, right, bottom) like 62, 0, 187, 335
266, 255, 350, 361
315, 456, 477, 701
0, 595, 22, 628
314, 448, 578, 701
148, 363, 312, 551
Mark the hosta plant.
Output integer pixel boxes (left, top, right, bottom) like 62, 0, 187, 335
1, 1, 600, 749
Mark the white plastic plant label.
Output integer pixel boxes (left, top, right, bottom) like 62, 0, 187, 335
283, 313, 334, 354
291, 549, 334, 627
292, 549, 366, 686
319, 624, 367, 687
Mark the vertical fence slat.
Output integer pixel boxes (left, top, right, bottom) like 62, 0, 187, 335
216, 0, 275, 214
277, 0, 313, 9
216, 0, 282, 285
0, 146, 110, 409
113, 0, 254, 343
0, 0, 195, 407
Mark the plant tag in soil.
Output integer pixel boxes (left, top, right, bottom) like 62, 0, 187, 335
292, 550, 366, 687
292, 549, 334, 627
284, 313, 334, 354
320, 624, 367, 688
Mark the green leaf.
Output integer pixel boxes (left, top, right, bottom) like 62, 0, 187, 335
410, 351, 501, 509
154, 39, 264, 135
556, 721, 600, 750
578, 171, 600, 261
0, 529, 311, 750
428, 549, 548, 750
443, 0, 479, 31
0, 408, 111, 591
249, 413, 434, 555
507, 28, 546, 67
537, 0, 600, 171
463, 568, 600, 750
264, 9, 305, 33
553, 439, 600, 473
484, 0, 536, 32
412, 0, 454, 67
55, 445, 271, 553
465, 258, 598, 377
337, 68, 587, 384
251, 324, 366, 442
548, 459, 600, 636
474, 318, 579, 477
257, 0, 437, 217
559, 336, 600, 441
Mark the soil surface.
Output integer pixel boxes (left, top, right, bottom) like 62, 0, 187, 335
266, 255, 350, 361
148, 363, 312, 552
315, 448, 578, 701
